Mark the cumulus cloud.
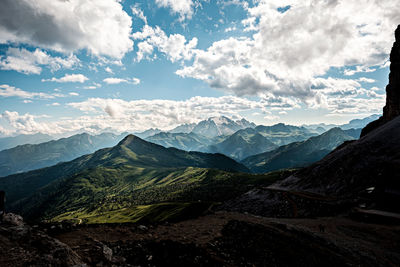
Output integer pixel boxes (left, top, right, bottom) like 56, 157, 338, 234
131, 4, 147, 24
1, 111, 53, 134
0, 0, 133, 59
103, 77, 140, 85
0, 84, 54, 99
155, 0, 194, 21
0, 47, 79, 75
64, 95, 299, 132
343, 66, 376, 76
306, 77, 385, 114
105, 67, 113, 74
132, 25, 198, 62
2, 96, 270, 135
357, 77, 376, 83
42, 74, 88, 83
177, 0, 398, 100
1, 90, 385, 136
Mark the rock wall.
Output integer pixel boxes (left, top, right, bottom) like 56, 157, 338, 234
361, 25, 400, 137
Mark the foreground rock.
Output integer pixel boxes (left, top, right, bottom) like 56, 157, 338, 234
0, 213, 83, 266
52, 212, 400, 267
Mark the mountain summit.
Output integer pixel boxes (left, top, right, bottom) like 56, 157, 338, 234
191, 116, 256, 138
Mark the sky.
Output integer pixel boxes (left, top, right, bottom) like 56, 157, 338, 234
0, 0, 399, 137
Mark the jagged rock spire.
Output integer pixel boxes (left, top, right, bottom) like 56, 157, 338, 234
383, 25, 400, 120
361, 25, 400, 137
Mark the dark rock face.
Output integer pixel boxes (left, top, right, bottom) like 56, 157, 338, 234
384, 25, 400, 120
361, 25, 400, 136
0, 213, 83, 266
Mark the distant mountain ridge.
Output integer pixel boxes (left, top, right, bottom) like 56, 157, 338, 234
146, 118, 317, 160
302, 114, 379, 133
146, 132, 212, 152
0, 115, 367, 176
207, 129, 278, 160
0, 133, 53, 151
0, 132, 125, 177
242, 127, 358, 173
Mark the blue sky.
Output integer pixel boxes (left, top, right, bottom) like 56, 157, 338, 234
0, 0, 398, 136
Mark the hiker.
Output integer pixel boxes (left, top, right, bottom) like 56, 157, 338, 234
318, 224, 325, 233
0, 191, 5, 221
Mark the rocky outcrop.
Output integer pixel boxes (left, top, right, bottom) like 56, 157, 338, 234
273, 115, 400, 197
0, 213, 83, 266
361, 25, 400, 136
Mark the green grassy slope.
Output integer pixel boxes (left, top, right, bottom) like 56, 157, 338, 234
0, 134, 248, 205
13, 166, 290, 223
0, 134, 262, 223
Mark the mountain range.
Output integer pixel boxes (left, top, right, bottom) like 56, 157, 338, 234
0, 132, 125, 177
0, 127, 360, 223
0, 116, 367, 177
242, 127, 360, 173
302, 114, 379, 133
146, 122, 318, 160
0, 133, 53, 151
0, 134, 267, 223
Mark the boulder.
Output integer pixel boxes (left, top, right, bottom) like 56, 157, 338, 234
2, 213, 24, 226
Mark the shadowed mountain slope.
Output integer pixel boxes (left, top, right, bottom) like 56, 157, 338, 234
273, 116, 400, 197
242, 127, 357, 173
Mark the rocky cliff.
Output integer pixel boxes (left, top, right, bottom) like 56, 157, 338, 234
361, 24, 400, 136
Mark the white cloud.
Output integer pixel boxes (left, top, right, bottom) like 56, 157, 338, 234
42, 74, 88, 83
131, 4, 147, 24
103, 77, 140, 85
225, 26, 237, 32
46, 102, 61, 106
105, 67, 113, 74
69, 92, 79, 96
306, 77, 385, 114
132, 25, 198, 62
0, 0, 133, 59
83, 83, 102, 90
177, 0, 398, 101
0, 84, 54, 99
64, 96, 294, 132
0, 47, 79, 75
343, 66, 376, 76
1, 91, 385, 136
155, 0, 194, 21
3, 96, 271, 135
1, 111, 53, 134
357, 77, 376, 83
